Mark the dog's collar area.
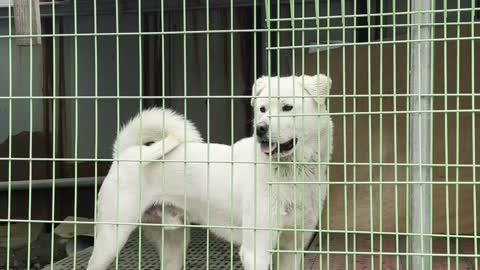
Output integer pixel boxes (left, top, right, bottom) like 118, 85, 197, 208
259, 138, 298, 155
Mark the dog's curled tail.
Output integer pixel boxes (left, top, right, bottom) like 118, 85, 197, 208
112, 107, 203, 158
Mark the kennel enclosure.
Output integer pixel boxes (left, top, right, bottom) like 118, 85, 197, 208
0, 0, 479, 269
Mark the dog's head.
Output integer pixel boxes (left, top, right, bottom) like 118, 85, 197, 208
250, 74, 332, 159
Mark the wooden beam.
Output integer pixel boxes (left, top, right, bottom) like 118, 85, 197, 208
13, 0, 42, 46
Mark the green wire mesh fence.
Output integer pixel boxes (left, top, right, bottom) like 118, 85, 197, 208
0, 0, 479, 269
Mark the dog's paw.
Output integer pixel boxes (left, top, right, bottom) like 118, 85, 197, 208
239, 246, 270, 270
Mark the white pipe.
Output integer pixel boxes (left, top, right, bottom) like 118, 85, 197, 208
0, 176, 104, 191
409, 0, 433, 268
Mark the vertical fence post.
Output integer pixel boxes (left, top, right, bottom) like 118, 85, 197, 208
409, 0, 433, 269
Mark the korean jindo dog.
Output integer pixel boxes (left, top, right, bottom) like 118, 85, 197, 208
86, 74, 333, 270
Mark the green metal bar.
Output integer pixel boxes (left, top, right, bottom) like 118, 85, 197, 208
5, 217, 480, 238
91, 0, 99, 267
27, 0, 34, 268
229, 0, 235, 268
313, 1, 323, 270
287, 1, 299, 270
114, 0, 121, 267
442, 1, 451, 270
49, 0, 58, 267
299, 0, 308, 269
366, 1, 374, 269
268, 249, 480, 257
73, 0, 79, 267
5, 177, 480, 190
256, 0, 265, 267
378, 1, 384, 269
455, 1, 461, 269
2, 157, 480, 168
206, 0, 211, 268
0, 18, 479, 38
392, 1, 400, 269
269, 7, 480, 21
352, 0, 358, 268
274, 1, 280, 269
2, 21, 480, 38
340, 0, 348, 268
182, 0, 188, 269
3, 92, 480, 99
136, 0, 143, 268
402, 0, 410, 259
6, 0, 13, 268
326, 1, 331, 267
429, 2, 435, 269
265, 0, 274, 269
471, 1, 478, 270
205, 0, 211, 270
266, 35, 480, 49
2, 5, 478, 22
160, 1, 167, 269
276, 6, 283, 269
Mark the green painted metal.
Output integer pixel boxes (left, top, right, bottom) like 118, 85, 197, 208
2, 0, 479, 270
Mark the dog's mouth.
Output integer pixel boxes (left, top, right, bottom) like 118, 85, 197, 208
259, 138, 298, 155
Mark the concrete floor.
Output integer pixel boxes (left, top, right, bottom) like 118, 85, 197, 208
307, 233, 479, 270
3, 229, 478, 270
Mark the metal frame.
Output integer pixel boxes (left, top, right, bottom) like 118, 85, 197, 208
1, 0, 478, 269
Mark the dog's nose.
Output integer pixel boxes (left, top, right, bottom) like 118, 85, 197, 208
256, 124, 268, 138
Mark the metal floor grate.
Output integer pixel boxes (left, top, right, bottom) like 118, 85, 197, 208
46, 228, 243, 269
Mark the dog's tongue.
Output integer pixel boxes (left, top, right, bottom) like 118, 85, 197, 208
260, 143, 276, 154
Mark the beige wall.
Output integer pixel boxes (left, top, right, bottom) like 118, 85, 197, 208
297, 25, 480, 234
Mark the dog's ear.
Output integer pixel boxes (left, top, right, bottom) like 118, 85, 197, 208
297, 74, 332, 105
250, 76, 268, 106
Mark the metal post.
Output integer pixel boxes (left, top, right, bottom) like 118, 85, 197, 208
409, 0, 432, 269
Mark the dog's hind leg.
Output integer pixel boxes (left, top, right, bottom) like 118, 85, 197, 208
142, 204, 190, 270
87, 162, 154, 270
87, 189, 152, 269
87, 220, 137, 270
144, 226, 190, 270
87, 136, 181, 270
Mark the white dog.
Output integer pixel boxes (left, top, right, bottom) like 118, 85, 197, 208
86, 74, 333, 270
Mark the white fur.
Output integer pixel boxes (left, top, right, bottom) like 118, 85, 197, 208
113, 107, 203, 157
86, 74, 333, 270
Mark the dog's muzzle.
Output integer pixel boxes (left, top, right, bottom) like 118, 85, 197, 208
256, 123, 298, 155
258, 138, 298, 155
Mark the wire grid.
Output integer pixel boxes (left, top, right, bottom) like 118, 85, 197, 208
44, 228, 243, 270
0, 0, 479, 270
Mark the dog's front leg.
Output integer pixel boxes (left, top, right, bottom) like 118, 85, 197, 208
239, 197, 278, 270
278, 222, 317, 270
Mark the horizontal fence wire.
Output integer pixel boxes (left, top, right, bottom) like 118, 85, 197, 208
1, 93, 480, 98
1, 0, 479, 269
1, 157, 480, 168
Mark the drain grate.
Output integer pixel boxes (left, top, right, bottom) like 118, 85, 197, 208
46, 228, 243, 269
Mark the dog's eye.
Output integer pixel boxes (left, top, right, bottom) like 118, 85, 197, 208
144, 141, 154, 146
282, 105, 293, 112
259, 106, 266, 113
